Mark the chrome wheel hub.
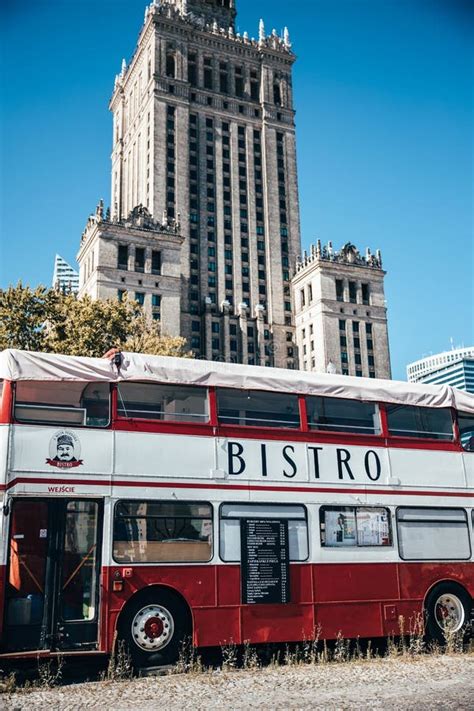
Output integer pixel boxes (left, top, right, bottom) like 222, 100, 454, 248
131, 604, 174, 651
434, 594, 465, 633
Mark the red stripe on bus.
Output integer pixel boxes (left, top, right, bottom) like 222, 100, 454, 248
5, 476, 473, 498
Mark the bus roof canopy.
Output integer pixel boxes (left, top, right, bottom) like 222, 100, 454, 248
1, 348, 473, 414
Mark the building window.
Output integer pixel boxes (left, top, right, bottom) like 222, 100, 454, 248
152, 294, 161, 308
362, 283, 370, 305
166, 51, 176, 78
336, 279, 344, 302
117, 289, 125, 302
188, 52, 197, 86
134, 292, 145, 305
349, 281, 357, 303
118, 245, 128, 270
135, 248, 145, 273
352, 321, 360, 332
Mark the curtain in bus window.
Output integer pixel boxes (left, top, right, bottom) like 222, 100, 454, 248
457, 412, 474, 451
219, 503, 308, 561
14, 381, 110, 428
113, 501, 212, 562
217, 389, 300, 428
397, 508, 470, 560
306, 397, 380, 435
386, 405, 453, 440
116, 383, 209, 423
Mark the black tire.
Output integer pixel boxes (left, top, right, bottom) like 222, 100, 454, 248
118, 588, 190, 670
425, 583, 472, 644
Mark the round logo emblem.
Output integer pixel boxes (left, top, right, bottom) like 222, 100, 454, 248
46, 430, 83, 469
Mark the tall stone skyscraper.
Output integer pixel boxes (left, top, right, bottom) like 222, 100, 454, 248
79, 0, 301, 367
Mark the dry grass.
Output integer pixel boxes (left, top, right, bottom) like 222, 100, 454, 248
1, 615, 472, 695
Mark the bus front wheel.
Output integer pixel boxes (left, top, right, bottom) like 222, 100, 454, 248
119, 589, 190, 670
425, 583, 472, 644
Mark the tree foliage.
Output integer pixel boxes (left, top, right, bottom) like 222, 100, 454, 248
0, 283, 192, 359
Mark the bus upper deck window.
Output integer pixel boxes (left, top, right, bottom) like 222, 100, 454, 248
116, 382, 209, 423
217, 388, 300, 428
306, 397, 380, 435
386, 404, 453, 441
14, 381, 110, 428
457, 411, 474, 451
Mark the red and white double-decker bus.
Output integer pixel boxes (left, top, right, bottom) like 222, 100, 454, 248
0, 349, 473, 667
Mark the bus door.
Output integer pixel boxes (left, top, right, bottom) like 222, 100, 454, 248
2, 498, 103, 653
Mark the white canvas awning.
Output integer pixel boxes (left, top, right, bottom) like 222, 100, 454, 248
1, 349, 473, 414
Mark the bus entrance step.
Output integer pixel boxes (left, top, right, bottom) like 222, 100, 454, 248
138, 665, 175, 677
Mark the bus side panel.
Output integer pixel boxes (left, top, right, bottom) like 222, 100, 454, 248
315, 601, 385, 639
241, 603, 314, 644
311, 563, 400, 639
313, 563, 400, 604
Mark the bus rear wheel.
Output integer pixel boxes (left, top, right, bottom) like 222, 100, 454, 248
425, 583, 472, 644
119, 589, 190, 670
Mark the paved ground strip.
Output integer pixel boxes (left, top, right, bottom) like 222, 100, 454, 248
1, 654, 473, 710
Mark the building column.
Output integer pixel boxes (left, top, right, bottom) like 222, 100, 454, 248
255, 304, 266, 366
238, 302, 249, 364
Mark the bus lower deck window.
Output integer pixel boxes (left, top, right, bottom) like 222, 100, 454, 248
320, 506, 391, 547
113, 501, 213, 563
219, 503, 308, 561
396, 508, 470, 561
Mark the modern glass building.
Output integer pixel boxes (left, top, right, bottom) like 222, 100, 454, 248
407, 347, 474, 393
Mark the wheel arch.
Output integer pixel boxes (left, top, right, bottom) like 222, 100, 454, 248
114, 583, 194, 646
423, 578, 472, 609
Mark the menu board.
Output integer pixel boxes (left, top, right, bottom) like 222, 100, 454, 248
241, 519, 290, 605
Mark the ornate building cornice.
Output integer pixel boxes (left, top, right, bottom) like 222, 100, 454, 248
81, 200, 181, 243
296, 241, 383, 272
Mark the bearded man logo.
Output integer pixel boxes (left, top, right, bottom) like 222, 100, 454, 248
46, 431, 83, 469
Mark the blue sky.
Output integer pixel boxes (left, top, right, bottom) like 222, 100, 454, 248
0, 0, 472, 379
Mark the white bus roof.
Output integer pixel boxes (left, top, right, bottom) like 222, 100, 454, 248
1, 348, 473, 414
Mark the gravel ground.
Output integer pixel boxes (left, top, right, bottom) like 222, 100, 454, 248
1, 655, 473, 710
